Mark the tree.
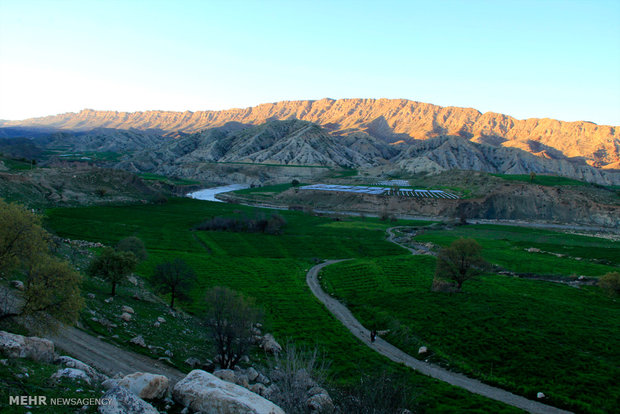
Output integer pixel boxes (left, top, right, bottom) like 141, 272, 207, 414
599, 272, 620, 297
291, 179, 300, 187
434, 238, 488, 291
87, 248, 137, 296
530, 172, 536, 183
116, 236, 148, 262
204, 286, 262, 369
0, 199, 49, 276
152, 258, 196, 308
336, 370, 412, 414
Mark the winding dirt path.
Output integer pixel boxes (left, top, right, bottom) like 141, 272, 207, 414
48, 327, 185, 383
306, 260, 572, 414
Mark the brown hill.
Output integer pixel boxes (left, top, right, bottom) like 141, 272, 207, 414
4, 98, 618, 168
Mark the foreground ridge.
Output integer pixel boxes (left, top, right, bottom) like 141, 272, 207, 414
306, 258, 572, 414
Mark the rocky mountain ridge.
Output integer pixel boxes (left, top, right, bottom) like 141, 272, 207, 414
4, 98, 618, 169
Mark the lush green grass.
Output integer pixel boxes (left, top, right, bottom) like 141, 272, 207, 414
490, 173, 589, 187
0, 156, 33, 170
43, 198, 521, 413
414, 224, 619, 276
320, 255, 620, 414
234, 183, 299, 195
137, 172, 200, 186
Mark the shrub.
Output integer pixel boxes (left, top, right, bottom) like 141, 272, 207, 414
599, 272, 620, 296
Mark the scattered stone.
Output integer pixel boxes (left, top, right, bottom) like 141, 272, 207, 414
98, 386, 158, 414
172, 370, 285, 414
153, 322, 160, 328
102, 378, 120, 390
127, 276, 138, 286
120, 313, 132, 322
158, 357, 172, 364
10, 280, 24, 290
87, 293, 96, 299
418, 346, 428, 354
240, 355, 250, 364
213, 369, 236, 383
164, 350, 173, 357
118, 372, 170, 400
261, 334, 282, 354
121, 306, 134, 314
104, 297, 114, 304
246, 367, 259, 382
537, 392, 545, 399
52, 368, 91, 385
0, 331, 55, 363
306, 391, 334, 412
526, 247, 541, 253
0, 359, 8, 366
56, 356, 102, 381
132, 293, 141, 301
129, 335, 146, 348
157, 317, 166, 323
184, 357, 201, 368
250, 383, 267, 396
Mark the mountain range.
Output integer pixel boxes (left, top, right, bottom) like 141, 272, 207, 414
4, 98, 618, 170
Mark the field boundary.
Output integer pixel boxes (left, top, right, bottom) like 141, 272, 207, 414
306, 260, 572, 414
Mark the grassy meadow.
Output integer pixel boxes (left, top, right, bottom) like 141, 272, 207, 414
44, 198, 521, 413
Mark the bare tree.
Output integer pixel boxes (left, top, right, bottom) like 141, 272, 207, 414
152, 258, 196, 308
268, 341, 330, 413
204, 286, 262, 369
336, 370, 413, 414
434, 238, 488, 291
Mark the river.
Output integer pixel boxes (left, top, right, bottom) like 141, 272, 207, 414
186, 184, 250, 202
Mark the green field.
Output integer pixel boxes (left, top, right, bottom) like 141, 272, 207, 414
43, 198, 521, 413
0, 156, 33, 170
414, 224, 619, 276
320, 254, 620, 414
490, 173, 590, 187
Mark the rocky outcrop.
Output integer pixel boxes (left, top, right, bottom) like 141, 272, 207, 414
56, 355, 105, 382
172, 369, 285, 414
118, 372, 169, 400
51, 367, 91, 384
0, 331, 55, 363
6, 98, 618, 168
99, 386, 159, 414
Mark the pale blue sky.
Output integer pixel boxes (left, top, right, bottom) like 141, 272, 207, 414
1, 0, 619, 124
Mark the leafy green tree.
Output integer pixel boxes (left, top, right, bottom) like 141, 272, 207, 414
116, 236, 148, 262
434, 238, 488, 291
204, 286, 262, 369
0, 199, 48, 276
87, 248, 137, 296
599, 272, 620, 297
291, 179, 300, 187
152, 258, 196, 308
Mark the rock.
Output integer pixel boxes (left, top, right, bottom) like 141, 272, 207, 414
104, 297, 114, 303
537, 392, 545, 399
56, 356, 102, 381
235, 374, 250, 389
52, 368, 91, 385
246, 367, 259, 382
0, 331, 55, 363
129, 335, 146, 348
306, 391, 334, 412
120, 313, 132, 322
87, 293, 96, 299
102, 378, 120, 390
99, 386, 158, 414
153, 322, 160, 328
10, 280, 24, 290
164, 350, 173, 357
157, 317, 166, 323
121, 306, 134, 314
261, 334, 282, 354
256, 373, 270, 385
213, 369, 236, 383
173, 370, 285, 414
526, 247, 541, 253
118, 372, 169, 400
185, 357, 201, 368
0, 359, 8, 366
132, 293, 141, 301
250, 383, 267, 397
158, 357, 172, 364
241, 355, 250, 364
127, 276, 138, 286
418, 346, 428, 354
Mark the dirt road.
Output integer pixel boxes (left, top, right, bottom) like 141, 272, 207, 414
306, 260, 572, 414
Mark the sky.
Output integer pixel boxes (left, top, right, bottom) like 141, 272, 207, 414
0, 0, 619, 124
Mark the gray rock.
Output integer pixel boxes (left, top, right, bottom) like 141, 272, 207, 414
10, 280, 24, 290
418, 346, 428, 354
52, 368, 91, 385
164, 350, 173, 357
129, 335, 146, 348
0, 331, 55, 363
213, 368, 236, 383
250, 383, 268, 397
98, 386, 158, 414
185, 357, 201, 368
261, 334, 282, 354
121, 306, 134, 314
87, 293, 96, 299
246, 367, 259, 382
120, 312, 132, 322
172, 370, 285, 414
102, 378, 120, 390
56, 356, 103, 382
118, 372, 169, 400
104, 297, 114, 303
153, 322, 160, 328
157, 317, 166, 323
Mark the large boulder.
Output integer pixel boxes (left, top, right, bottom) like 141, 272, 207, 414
51, 368, 91, 385
173, 369, 285, 414
129, 335, 146, 348
118, 372, 169, 400
121, 306, 135, 314
0, 331, 55, 363
99, 386, 158, 414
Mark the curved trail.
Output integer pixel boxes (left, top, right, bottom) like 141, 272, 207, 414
307, 253, 572, 413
